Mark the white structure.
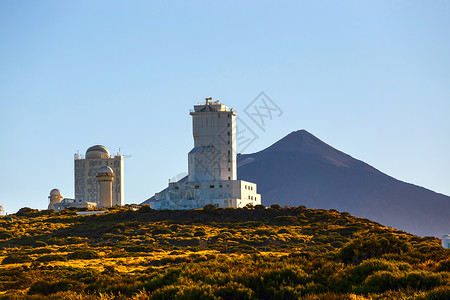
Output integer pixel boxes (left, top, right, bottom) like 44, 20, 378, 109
54, 198, 97, 211
74, 145, 124, 207
96, 166, 115, 208
443, 234, 450, 249
151, 98, 261, 209
49, 189, 97, 211
48, 189, 63, 210
0, 205, 5, 216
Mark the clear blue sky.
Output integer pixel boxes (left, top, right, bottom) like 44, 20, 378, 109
1, 1, 449, 214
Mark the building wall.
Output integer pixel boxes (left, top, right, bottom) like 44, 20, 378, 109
188, 103, 237, 182
153, 179, 261, 210
74, 156, 124, 206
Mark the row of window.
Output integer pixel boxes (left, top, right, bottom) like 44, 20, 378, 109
244, 185, 254, 191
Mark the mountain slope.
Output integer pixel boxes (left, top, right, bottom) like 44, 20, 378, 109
237, 130, 450, 237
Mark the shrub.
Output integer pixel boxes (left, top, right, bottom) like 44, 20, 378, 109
418, 286, 450, 300
270, 204, 281, 209
278, 228, 290, 234
2, 254, 33, 264
36, 254, 67, 262
28, 280, 84, 295
254, 204, 266, 210
194, 230, 207, 237
0, 229, 13, 239
138, 204, 152, 213
362, 271, 401, 293
203, 204, 216, 212
339, 235, 411, 264
67, 250, 99, 260
152, 227, 172, 235
33, 240, 48, 247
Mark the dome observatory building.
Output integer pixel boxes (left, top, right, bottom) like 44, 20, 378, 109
150, 98, 261, 209
74, 145, 124, 207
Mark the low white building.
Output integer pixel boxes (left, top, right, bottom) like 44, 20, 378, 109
151, 98, 261, 209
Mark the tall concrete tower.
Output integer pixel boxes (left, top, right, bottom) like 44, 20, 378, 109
152, 98, 261, 210
48, 189, 63, 210
74, 145, 124, 206
188, 98, 237, 182
96, 166, 115, 208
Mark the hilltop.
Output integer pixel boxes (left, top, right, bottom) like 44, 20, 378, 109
0, 205, 449, 299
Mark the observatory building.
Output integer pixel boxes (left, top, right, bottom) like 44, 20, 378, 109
150, 98, 261, 209
443, 235, 450, 249
49, 188, 97, 211
74, 145, 124, 207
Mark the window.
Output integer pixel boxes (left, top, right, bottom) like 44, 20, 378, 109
227, 131, 230, 136
228, 150, 231, 154
228, 168, 231, 171
228, 114, 231, 118
228, 159, 231, 162
228, 123, 230, 127
210, 185, 214, 188
195, 185, 199, 189
228, 177, 231, 180
219, 184, 223, 188
227, 141, 230, 144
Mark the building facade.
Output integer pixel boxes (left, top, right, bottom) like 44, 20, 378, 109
74, 145, 124, 206
151, 98, 261, 209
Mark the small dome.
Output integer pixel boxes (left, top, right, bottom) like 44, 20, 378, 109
97, 165, 114, 174
50, 189, 61, 196
86, 145, 110, 159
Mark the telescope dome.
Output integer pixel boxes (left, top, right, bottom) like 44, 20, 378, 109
86, 145, 110, 159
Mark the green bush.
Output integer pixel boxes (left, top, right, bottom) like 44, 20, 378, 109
254, 204, 266, 210
36, 254, 67, 262
28, 279, 84, 295
203, 204, 216, 213
339, 235, 411, 264
362, 271, 401, 293
67, 250, 99, 260
1, 254, 33, 264
138, 204, 152, 213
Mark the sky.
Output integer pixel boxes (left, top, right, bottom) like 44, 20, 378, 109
1, 1, 449, 214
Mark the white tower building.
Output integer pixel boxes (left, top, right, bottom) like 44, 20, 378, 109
74, 145, 124, 207
48, 189, 63, 210
96, 166, 115, 208
151, 98, 261, 209
188, 99, 237, 182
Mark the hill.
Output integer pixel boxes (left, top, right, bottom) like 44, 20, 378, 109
0, 205, 449, 299
236, 130, 450, 238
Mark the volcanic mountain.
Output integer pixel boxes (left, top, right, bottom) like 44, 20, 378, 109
143, 130, 450, 237
236, 130, 450, 238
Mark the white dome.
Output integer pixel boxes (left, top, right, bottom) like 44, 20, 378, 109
86, 145, 110, 159
442, 234, 450, 249
97, 165, 114, 174
50, 189, 61, 196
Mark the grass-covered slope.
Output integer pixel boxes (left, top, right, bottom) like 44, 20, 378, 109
0, 205, 448, 299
